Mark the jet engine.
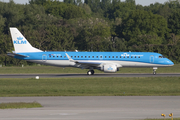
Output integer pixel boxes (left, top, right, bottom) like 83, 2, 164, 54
101, 64, 119, 73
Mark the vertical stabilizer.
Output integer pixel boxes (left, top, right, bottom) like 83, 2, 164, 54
10, 27, 42, 53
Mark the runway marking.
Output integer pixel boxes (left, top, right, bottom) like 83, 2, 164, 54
50, 113, 78, 115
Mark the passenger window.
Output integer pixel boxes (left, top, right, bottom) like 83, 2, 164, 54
131, 56, 133, 58
60, 56, 62, 58
96, 56, 98, 58
127, 56, 129, 58
74, 56, 76, 58
159, 56, 162, 58
78, 56, 79, 58
105, 56, 107, 58
100, 56, 102, 58
53, 56, 55, 58
120, 56, 121, 58
123, 56, 125, 58
88, 56, 90, 58
116, 56, 118, 58
49, 56, 51, 58
71, 56, 73, 58
85, 56, 87, 58
112, 56, 114, 58
138, 56, 140, 58
64, 56, 66, 58
81, 56, 83, 58
109, 56, 110, 58
92, 56, 94, 58
135, 56, 136, 58
57, 56, 58, 58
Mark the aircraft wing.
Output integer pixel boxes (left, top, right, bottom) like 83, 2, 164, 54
65, 53, 122, 68
65, 53, 103, 68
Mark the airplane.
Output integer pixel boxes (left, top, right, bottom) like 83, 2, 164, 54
7, 27, 174, 75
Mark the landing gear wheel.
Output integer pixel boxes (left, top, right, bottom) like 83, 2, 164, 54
87, 71, 92, 75
91, 70, 94, 75
87, 70, 95, 75
152, 67, 157, 75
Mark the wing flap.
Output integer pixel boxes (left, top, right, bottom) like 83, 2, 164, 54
76, 61, 102, 67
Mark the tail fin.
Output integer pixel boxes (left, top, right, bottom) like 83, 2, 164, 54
10, 27, 42, 53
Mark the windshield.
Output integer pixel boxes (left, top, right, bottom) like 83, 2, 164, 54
159, 55, 166, 58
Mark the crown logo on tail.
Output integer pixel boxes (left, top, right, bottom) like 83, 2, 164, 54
17, 37, 23, 40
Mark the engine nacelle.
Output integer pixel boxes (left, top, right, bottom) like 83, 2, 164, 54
101, 64, 118, 73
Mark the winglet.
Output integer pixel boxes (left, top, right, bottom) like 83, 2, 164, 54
65, 53, 76, 62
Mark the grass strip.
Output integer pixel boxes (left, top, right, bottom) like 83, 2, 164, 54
0, 102, 42, 109
0, 77, 180, 96
0, 64, 179, 74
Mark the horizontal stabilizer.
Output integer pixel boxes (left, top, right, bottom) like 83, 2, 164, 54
7, 52, 28, 57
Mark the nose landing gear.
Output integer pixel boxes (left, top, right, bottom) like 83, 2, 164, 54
153, 67, 158, 75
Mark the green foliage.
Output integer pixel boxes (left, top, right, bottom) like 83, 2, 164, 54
168, 9, 180, 35
29, 0, 47, 5
72, 17, 111, 51
105, 1, 136, 20
64, 0, 74, 4
1, 0, 180, 65
120, 10, 169, 46
0, 15, 6, 32
45, 21, 77, 51
79, 3, 92, 15
44, 1, 87, 19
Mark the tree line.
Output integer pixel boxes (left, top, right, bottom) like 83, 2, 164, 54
0, 0, 180, 66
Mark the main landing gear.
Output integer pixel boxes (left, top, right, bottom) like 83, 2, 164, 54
153, 67, 158, 75
87, 70, 94, 75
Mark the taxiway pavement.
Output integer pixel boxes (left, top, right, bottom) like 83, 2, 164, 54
0, 73, 180, 78
0, 96, 180, 120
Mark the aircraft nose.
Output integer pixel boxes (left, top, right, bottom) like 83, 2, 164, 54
167, 60, 174, 66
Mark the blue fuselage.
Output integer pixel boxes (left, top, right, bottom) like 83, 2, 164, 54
14, 51, 174, 68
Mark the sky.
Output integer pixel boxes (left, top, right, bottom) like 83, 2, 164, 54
0, 0, 169, 6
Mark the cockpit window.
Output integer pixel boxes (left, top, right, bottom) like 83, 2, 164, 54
159, 56, 166, 58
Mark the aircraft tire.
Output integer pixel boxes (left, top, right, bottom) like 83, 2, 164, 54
153, 71, 156, 75
87, 71, 92, 75
91, 70, 94, 75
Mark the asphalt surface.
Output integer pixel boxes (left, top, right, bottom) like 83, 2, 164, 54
0, 73, 180, 78
0, 96, 180, 120
0, 74, 179, 120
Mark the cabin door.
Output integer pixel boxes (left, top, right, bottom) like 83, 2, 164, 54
42, 54, 47, 62
150, 55, 154, 63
